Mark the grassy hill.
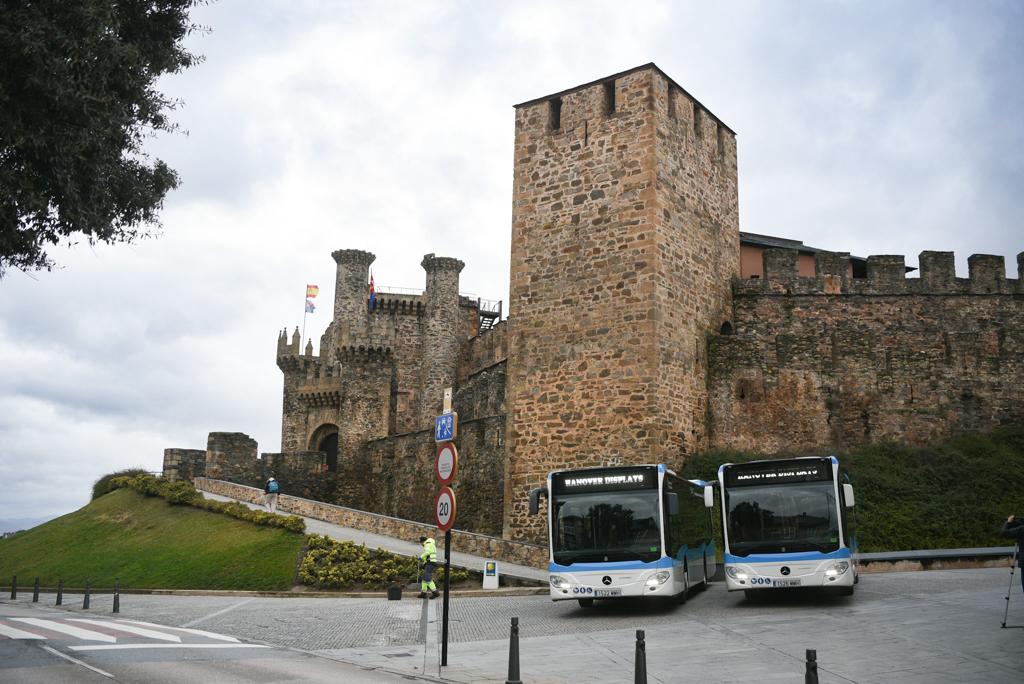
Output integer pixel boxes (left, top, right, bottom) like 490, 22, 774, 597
0, 488, 304, 590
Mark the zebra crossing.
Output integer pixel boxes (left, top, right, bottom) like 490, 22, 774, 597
0, 616, 265, 651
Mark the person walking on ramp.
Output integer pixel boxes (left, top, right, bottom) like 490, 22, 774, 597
264, 476, 280, 513
419, 535, 440, 599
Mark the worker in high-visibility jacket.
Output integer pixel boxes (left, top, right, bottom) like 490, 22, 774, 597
419, 535, 440, 599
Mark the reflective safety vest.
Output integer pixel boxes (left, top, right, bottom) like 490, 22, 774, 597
421, 537, 437, 564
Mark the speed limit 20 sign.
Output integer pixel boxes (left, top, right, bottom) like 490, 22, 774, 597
434, 486, 457, 531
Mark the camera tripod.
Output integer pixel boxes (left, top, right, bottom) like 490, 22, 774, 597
1002, 542, 1020, 629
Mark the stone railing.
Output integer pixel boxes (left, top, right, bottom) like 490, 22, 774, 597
194, 478, 547, 568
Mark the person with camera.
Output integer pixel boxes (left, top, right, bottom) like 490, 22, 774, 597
1001, 515, 1024, 592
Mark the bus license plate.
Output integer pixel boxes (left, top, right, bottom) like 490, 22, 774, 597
773, 579, 801, 588
594, 589, 621, 597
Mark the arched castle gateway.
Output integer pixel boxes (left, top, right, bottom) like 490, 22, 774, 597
164, 63, 1024, 545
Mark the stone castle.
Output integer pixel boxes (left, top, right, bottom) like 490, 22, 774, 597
164, 64, 1024, 544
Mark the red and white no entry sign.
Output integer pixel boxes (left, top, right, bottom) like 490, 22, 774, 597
434, 486, 457, 531
435, 442, 458, 485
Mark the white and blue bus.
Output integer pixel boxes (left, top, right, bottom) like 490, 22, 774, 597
529, 464, 716, 607
715, 456, 858, 597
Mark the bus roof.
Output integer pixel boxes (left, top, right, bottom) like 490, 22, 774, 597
717, 455, 838, 472
547, 463, 678, 477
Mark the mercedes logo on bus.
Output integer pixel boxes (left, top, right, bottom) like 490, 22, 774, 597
601, 576, 612, 585
780, 566, 791, 576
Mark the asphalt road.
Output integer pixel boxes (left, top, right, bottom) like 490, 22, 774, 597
4, 567, 1024, 682
0, 601, 409, 683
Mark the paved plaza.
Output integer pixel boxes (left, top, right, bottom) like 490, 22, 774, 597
6, 566, 1022, 683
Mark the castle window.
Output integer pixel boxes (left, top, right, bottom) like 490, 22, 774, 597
720, 321, 734, 335
604, 80, 616, 115
693, 105, 703, 139
549, 97, 562, 131
717, 125, 726, 158
667, 86, 676, 120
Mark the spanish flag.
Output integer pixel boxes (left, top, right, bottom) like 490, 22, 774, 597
368, 272, 376, 311
306, 284, 319, 298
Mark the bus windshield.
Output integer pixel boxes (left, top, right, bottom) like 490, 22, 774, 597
552, 490, 662, 564
726, 481, 839, 556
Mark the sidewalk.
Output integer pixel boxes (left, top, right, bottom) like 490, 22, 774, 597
201, 491, 548, 584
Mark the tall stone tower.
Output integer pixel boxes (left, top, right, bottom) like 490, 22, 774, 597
420, 254, 466, 423
504, 64, 740, 540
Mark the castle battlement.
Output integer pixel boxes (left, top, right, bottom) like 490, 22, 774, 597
336, 344, 392, 361
371, 295, 424, 316
513, 63, 734, 153
733, 248, 1024, 297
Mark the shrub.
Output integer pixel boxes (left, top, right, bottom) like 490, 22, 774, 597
299, 535, 470, 590
92, 468, 150, 500
108, 473, 305, 534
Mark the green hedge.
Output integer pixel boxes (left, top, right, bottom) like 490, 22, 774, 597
680, 426, 1024, 552
92, 468, 151, 500
107, 474, 305, 534
299, 534, 470, 590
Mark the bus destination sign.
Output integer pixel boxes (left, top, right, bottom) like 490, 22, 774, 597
552, 467, 657, 494
725, 459, 832, 487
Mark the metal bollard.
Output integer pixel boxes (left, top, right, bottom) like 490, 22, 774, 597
33, 578, 40, 603
805, 649, 818, 684
83, 582, 90, 610
56, 579, 63, 606
505, 616, 522, 684
635, 629, 648, 684
113, 581, 120, 614
10, 575, 16, 599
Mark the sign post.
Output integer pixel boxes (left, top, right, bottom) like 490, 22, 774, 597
435, 387, 458, 668
434, 485, 456, 666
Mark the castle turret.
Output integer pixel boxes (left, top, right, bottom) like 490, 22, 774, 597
330, 249, 376, 348
420, 253, 465, 423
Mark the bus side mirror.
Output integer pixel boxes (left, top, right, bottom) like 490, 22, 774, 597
843, 483, 855, 508
703, 485, 715, 509
528, 487, 546, 515
667, 493, 679, 516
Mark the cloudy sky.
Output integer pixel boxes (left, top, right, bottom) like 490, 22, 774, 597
1, 0, 1021, 525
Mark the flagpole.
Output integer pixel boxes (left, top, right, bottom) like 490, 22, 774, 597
301, 289, 308, 347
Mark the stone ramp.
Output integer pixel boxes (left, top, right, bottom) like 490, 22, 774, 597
196, 486, 548, 585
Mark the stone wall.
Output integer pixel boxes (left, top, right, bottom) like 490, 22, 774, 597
504, 64, 739, 542
162, 448, 206, 482
359, 413, 506, 536
204, 432, 260, 482
460, 320, 508, 382
708, 249, 1024, 453
193, 477, 547, 568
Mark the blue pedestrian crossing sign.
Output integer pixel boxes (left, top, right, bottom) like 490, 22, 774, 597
435, 412, 457, 442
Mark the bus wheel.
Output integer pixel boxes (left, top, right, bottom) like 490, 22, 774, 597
676, 571, 689, 605
577, 598, 594, 608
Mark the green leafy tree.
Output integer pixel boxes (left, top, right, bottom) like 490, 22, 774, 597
0, 0, 205, 278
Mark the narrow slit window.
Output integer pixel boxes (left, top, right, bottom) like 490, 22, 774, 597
717, 125, 726, 158
604, 80, 616, 115
693, 106, 703, 139
667, 87, 676, 119
549, 97, 562, 131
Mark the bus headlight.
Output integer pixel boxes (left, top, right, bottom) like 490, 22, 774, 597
549, 575, 570, 589
725, 567, 749, 581
645, 571, 671, 587
824, 561, 850, 577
